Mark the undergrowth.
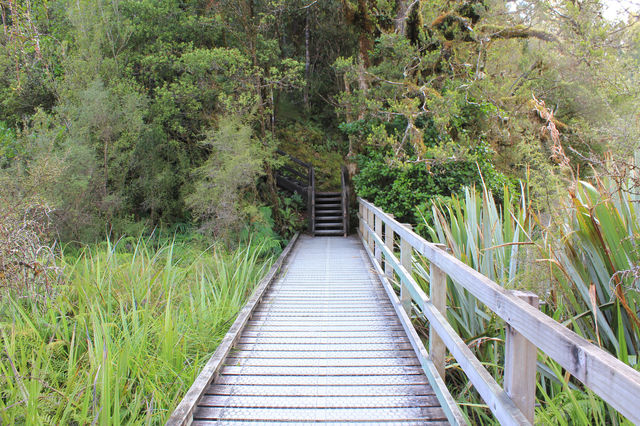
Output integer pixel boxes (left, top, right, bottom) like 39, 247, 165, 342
0, 236, 275, 424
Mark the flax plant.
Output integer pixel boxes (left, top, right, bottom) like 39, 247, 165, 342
417, 182, 535, 340
544, 176, 640, 358
415, 174, 640, 424
0, 236, 274, 424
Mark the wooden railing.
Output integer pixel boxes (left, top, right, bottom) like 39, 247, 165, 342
358, 197, 640, 425
274, 150, 315, 232
309, 166, 315, 234
340, 165, 349, 236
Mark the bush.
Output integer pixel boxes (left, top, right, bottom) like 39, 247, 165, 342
0, 197, 60, 297
353, 143, 510, 224
186, 116, 268, 238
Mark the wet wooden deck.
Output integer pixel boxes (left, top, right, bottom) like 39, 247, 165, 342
179, 236, 450, 424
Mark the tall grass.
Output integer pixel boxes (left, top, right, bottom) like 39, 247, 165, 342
0, 237, 275, 424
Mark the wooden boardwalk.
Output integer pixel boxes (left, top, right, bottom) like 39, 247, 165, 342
170, 197, 640, 425
172, 235, 452, 424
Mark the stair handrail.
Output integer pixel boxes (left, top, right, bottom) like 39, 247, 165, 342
309, 166, 315, 234
275, 149, 312, 169
274, 150, 315, 232
340, 165, 349, 237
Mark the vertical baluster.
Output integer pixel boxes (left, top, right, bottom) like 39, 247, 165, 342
367, 208, 374, 251
504, 290, 539, 424
429, 245, 448, 379
374, 215, 382, 264
384, 222, 394, 280
399, 224, 413, 314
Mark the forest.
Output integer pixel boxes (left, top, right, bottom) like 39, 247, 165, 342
1, 0, 639, 424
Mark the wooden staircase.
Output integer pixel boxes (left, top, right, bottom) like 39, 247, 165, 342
313, 192, 345, 236
274, 151, 349, 237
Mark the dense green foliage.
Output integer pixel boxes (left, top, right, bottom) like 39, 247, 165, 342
0, 0, 331, 240
0, 236, 276, 424
1, 0, 639, 238
2, 0, 640, 424
354, 142, 509, 223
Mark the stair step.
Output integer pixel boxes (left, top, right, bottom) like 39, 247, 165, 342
314, 229, 345, 236
316, 203, 341, 209
316, 216, 342, 221
315, 209, 342, 215
315, 222, 343, 228
316, 197, 341, 202
316, 192, 341, 196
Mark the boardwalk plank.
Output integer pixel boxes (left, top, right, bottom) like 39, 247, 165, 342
180, 236, 452, 424
205, 384, 436, 397
215, 374, 430, 386
223, 357, 421, 366
198, 395, 441, 408
193, 407, 447, 422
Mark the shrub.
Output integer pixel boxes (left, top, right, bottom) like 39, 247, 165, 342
0, 197, 60, 298
353, 143, 510, 224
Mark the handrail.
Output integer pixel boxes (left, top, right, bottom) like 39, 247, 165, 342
273, 150, 315, 232
358, 197, 640, 425
275, 149, 312, 169
309, 167, 315, 234
280, 164, 308, 181
340, 165, 349, 237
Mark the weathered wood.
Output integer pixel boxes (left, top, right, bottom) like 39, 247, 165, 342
429, 258, 447, 380
400, 228, 413, 315
384, 223, 394, 280
367, 208, 374, 250
187, 235, 451, 423
276, 175, 307, 197
280, 164, 309, 181
504, 290, 539, 424
275, 149, 312, 169
358, 197, 640, 424
360, 217, 529, 425
358, 227, 467, 426
374, 215, 383, 263
166, 233, 300, 426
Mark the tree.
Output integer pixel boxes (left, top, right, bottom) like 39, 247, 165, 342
186, 116, 268, 237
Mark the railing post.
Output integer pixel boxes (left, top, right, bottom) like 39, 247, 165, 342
429, 244, 448, 379
309, 167, 315, 234
399, 224, 413, 314
359, 203, 364, 236
374, 215, 382, 264
367, 209, 375, 251
504, 290, 539, 424
384, 219, 394, 279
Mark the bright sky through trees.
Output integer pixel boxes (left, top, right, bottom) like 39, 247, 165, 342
603, 0, 640, 20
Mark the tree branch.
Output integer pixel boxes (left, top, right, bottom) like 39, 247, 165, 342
479, 25, 558, 42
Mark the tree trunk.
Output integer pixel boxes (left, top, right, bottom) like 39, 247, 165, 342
395, 0, 409, 35
304, 7, 311, 112
244, 0, 281, 226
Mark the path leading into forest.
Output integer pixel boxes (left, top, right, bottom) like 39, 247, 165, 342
168, 198, 640, 425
